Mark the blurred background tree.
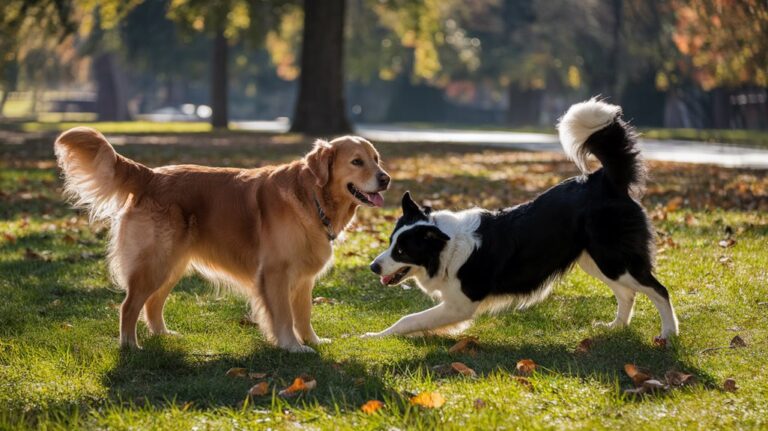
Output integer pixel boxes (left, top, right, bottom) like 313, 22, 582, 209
1, 0, 766, 133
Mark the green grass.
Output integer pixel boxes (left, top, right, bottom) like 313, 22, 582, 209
1, 135, 767, 430
15, 120, 214, 134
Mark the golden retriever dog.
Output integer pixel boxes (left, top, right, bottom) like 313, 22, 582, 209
54, 128, 389, 353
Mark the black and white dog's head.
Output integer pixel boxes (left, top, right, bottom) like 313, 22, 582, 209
370, 192, 450, 285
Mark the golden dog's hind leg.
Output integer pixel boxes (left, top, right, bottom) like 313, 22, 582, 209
143, 260, 188, 336
291, 277, 329, 345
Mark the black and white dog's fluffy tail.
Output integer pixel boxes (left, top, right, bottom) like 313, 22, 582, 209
558, 98, 644, 194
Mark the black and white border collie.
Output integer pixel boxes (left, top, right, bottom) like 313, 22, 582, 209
366, 99, 679, 342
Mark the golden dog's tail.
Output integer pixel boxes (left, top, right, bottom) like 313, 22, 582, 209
54, 127, 154, 221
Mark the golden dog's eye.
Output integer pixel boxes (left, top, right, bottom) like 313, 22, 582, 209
351, 158, 364, 166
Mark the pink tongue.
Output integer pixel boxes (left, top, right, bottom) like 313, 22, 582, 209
380, 274, 392, 285
368, 192, 384, 207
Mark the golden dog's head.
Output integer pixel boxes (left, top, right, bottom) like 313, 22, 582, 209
306, 136, 390, 207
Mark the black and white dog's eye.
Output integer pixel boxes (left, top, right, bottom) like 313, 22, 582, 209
396, 247, 403, 255
351, 159, 364, 166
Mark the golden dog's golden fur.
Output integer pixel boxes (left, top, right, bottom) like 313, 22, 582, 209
54, 128, 389, 352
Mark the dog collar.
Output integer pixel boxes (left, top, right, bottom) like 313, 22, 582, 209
314, 196, 336, 241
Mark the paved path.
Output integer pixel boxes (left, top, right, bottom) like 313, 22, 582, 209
234, 121, 768, 169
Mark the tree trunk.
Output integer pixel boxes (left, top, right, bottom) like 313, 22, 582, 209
506, 86, 542, 126
290, 0, 351, 135
210, 26, 229, 129
94, 53, 131, 121
606, 0, 624, 101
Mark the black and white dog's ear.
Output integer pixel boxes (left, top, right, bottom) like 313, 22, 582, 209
401, 191, 427, 220
424, 225, 450, 242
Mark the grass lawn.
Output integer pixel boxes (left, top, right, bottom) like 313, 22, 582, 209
1, 132, 767, 430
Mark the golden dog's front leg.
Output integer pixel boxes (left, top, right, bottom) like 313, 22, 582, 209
260, 268, 316, 353
291, 277, 330, 345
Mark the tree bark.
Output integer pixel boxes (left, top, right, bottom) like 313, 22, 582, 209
210, 25, 229, 129
290, 0, 351, 135
94, 53, 131, 121
607, 0, 624, 101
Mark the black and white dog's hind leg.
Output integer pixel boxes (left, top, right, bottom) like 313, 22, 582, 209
578, 253, 679, 340
361, 284, 478, 338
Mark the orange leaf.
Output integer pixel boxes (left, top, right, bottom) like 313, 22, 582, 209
448, 336, 479, 355
451, 362, 477, 377
410, 391, 445, 408
248, 382, 270, 396
278, 377, 316, 397
624, 364, 653, 387
665, 196, 683, 212
516, 359, 536, 376
653, 336, 668, 348
226, 367, 248, 378
360, 400, 384, 414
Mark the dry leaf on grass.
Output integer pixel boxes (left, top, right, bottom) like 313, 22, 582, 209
514, 376, 534, 391
516, 359, 536, 376
473, 398, 487, 410
226, 368, 248, 378
575, 338, 594, 354
278, 376, 317, 397
653, 336, 668, 348
360, 400, 384, 414
624, 364, 653, 387
451, 362, 477, 377
249, 372, 268, 379
3, 233, 17, 244
410, 391, 445, 408
718, 238, 736, 248
730, 335, 747, 348
665, 370, 696, 387
248, 382, 270, 397
448, 336, 480, 356
723, 378, 738, 392
642, 379, 668, 392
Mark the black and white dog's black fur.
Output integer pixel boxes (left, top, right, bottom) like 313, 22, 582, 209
366, 99, 679, 341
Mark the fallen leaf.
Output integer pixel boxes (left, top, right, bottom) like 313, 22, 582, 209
718, 238, 736, 248
514, 376, 534, 391
3, 232, 16, 244
249, 372, 268, 379
729, 335, 747, 348
473, 398, 487, 410
516, 359, 536, 376
360, 400, 384, 414
451, 362, 477, 377
575, 338, 594, 354
665, 370, 696, 387
684, 213, 697, 226
60, 322, 73, 330
723, 378, 738, 392
226, 367, 248, 378
624, 364, 653, 387
665, 196, 683, 212
248, 382, 270, 396
278, 377, 317, 397
718, 255, 732, 264
63, 233, 77, 244
354, 377, 365, 386
448, 336, 479, 356
410, 391, 445, 408
653, 336, 668, 348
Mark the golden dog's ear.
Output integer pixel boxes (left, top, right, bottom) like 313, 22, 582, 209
306, 139, 334, 187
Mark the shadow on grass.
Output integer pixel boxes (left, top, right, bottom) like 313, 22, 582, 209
103, 340, 386, 411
